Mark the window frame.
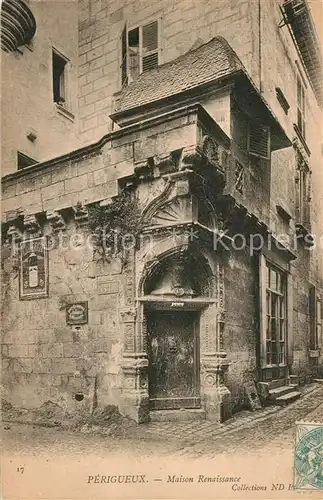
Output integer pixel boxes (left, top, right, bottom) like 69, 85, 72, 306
295, 150, 311, 227
297, 73, 306, 140
121, 18, 162, 87
52, 47, 70, 108
259, 255, 288, 369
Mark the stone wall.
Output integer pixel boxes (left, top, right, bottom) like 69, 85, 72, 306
1, 0, 80, 176
1, 220, 123, 413
78, 0, 256, 142
223, 250, 258, 413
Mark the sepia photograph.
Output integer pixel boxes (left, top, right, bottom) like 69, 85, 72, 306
1, 0, 323, 498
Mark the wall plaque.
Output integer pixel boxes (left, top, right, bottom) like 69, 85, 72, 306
19, 237, 49, 300
66, 302, 88, 325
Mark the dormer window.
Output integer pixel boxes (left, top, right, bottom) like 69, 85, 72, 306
121, 20, 161, 86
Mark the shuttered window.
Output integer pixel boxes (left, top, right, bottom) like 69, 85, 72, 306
248, 124, 270, 159
141, 21, 159, 72
297, 74, 306, 140
120, 20, 161, 86
121, 24, 128, 86
295, 151, 311, 227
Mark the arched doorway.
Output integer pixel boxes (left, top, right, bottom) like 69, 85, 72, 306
139, 246, 216, 413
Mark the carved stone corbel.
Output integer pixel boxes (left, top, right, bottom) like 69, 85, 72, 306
23, 214, 41, 236
72, 204, 88, 227
46, 210, 66, 233
179, 145, 200, 170
153, 152, 174, 175
201, 134, 219, 165
6, 223, 23, 243
134, 160, 154, 181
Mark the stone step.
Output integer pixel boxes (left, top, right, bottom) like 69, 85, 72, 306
269, 384, 298, 399
150, 409, 206, 422
268, 379, 289, 390
313, 379, 323, 385
275, 391, 301, 406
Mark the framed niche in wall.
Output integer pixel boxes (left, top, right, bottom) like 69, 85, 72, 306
19, 237, 49, 300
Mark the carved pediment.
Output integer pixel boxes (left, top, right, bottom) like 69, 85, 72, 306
143, 247, 212, 298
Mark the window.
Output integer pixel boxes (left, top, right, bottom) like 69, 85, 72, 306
248, 123, 271, 159
295, 151, 311, 227
121, 20, 161, 86
259, 255, 287, 371
297, 74, 306, 140
52, 49, 68, 106
17, 151, 37, 170
309, 286, 322, 351
264, 263, 287, 366
275, 87, 290, 115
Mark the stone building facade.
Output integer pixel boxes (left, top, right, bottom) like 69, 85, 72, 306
1, 0, 323, 423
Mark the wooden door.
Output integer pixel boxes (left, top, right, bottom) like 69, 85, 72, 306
147, 310, 200, 410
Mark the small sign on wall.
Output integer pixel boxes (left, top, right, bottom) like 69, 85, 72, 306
19, 237, 49, 300
66, 302, 88, 325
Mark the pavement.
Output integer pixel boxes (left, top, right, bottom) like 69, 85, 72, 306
2, 384, 323, 500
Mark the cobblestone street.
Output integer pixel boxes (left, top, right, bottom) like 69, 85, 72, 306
2, 384, 323, 499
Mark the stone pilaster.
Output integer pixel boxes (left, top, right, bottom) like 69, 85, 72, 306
201, 263, 231, 421
120, 252, 149, 423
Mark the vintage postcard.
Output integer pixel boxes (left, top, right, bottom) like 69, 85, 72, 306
1, 0, 323, 498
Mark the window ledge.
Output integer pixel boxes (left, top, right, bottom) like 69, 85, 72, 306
54, 103, 75, 122
293, 124, 311, 156
276, 204, 291, 222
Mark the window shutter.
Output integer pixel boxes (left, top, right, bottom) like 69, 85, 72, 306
248, 124, 270, 159
140, 20, 159, 73
309, 285, 317, 349
259, 254, 267, 369
295, 169, 301, 222
121, 23, 128, 86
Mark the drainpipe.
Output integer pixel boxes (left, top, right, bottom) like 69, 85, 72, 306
258, 0, 263, 93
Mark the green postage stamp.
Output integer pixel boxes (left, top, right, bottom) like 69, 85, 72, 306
294, 421, 323, 490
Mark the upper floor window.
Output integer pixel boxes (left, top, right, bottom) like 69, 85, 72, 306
248, 123, 271, 160
297, 74, 306, 140
52, 49, 69, 107
121, 20, 161, 86
295, 150, 311, 227
17, 151, 37, 170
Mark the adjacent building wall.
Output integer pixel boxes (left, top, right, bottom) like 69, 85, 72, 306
1, 0, 80, 176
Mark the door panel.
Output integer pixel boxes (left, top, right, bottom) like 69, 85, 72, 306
147, 311, 200, 410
